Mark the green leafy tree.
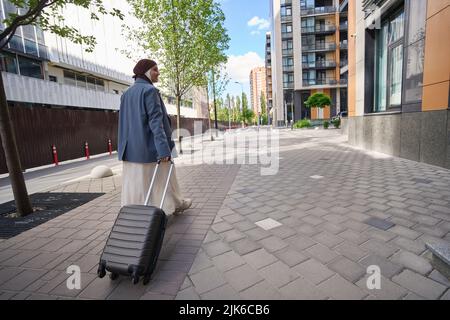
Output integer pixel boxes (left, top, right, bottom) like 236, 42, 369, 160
304, 92, 332, 109
241, 92, 251, 125
0, 0, 123, 217
127, 0, 230, 141
260, 92, 267, 125
206, 65, 229, 130
234, 95, 241, 122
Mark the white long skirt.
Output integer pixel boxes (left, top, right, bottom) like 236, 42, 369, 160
121, 161, 183, 215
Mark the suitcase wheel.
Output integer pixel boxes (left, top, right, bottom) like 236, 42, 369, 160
97, 265, 106, 278
131, 275, 140, 285
109, 272, 119, 281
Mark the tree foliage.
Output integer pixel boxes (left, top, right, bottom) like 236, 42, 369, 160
304, 92, 332, 109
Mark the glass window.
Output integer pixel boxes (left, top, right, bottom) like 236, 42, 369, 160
1, 52, 18, 74
22, 25, 35, 40
96, 79, 105, 91
87, 77, 96, 90
374, 8, 405, 112
18, 56, 43, 79
63, 70, 76, 86
389, 45, 403, 105
24, 39, 38, 56
76, 74, 87, 88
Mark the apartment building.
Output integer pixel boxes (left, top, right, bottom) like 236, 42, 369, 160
270, 0, 348, 126
249, 66, 267, 117
0, 0, 208, 172
265, 32, 273, 119
346, 0, 450, 169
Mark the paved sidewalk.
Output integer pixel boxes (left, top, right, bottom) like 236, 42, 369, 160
0, 128, 449, 300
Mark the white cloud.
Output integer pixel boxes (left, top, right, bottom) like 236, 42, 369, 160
226, 52, 265, 85
247, 16, 270, 30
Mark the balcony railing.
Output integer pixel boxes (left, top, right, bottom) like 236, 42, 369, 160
302, 60, 337, 69
340, 78, 348, 85
340, 22, 348, 30
283, 82, 294, 89
301, 6, 337, 16
282, 48, 294, 56
283, 65, 294, 72
282, 31, 293, 39
303, 78, 339, 86
340, 60, 348, 67
301, 24, 336, 34
281, 15, 293, 23
302, 42, 337, 52
340, 41, 348, 49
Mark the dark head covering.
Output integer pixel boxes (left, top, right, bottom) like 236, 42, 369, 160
133, 59, 156, 83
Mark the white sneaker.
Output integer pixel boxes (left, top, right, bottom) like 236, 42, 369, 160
174, 199, 192, 215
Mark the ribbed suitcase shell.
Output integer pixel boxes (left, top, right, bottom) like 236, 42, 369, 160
99, 204, 167, 281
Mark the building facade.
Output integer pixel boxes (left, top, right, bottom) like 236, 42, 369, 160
346, 0, 450, 169
265, 32, 273, 119
269, 0, 348, 125
249, 66, 267, 117
0, 0, 209, 172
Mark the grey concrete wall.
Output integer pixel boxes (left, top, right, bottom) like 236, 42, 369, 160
346, 110, 450, 169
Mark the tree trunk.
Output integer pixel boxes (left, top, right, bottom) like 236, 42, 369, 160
205, 86, 213, 141
0, 74, 33, 216
176, 94, 181, 151
212, 70, 218, 137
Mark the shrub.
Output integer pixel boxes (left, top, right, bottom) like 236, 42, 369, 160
332, 118, 341, 129
323, 120, 329, 129
294, 119, 312, 129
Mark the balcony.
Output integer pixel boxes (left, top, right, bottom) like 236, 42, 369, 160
283, 82, 294, 89
340, 22, 348, 30
281, 15, 293, 23
283, 65, 294, 72
340, 78, 348, 85
301, 6, 336, 16
282, 31, 293, 39
301, 24, 336, 34
282, 48, 294, 56
303, 78, 339, 87
340, 59, 348, 67
302, 60, 337, 69
340, 40, 348, 49
302, 42, 337, 52
2, 72, 121, 110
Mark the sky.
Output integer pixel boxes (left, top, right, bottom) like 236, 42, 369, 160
220, 0, 270, 100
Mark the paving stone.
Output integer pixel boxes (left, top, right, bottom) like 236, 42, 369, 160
175, 287, 201, 300
392, 270, 446, 299
211, 222, 234, 234
200, 284, 240, 300
107, 279, 149, 300
269, 226, 297, 239
274, 247, 308, 267
224, 264, 263, 292
428, 269, 450, 287
291, 258, 335, 285
313, 231, 345, 248
389, 225, 422, 240
79, 277, 120, 299
318, 222, 347, 235
328, 257, 366, 282
305, 243, 339, 264
220, 229, 246, 243
222, 214, 245, 224
244, 227, 271, 241
231, 238, 262, 255
233, 220, 257, 232
317, 274, 368, 300
440, 289, 450, 300
390, 250, 433, 275
279, 277, 328, 300
259, 236, 288, 253
258, 261, 301, 288
189, 266, 227, 294
212, 251, 246, 272
356, 274, 408, 300
364, 228, 397, 242
2, 250, 41, 267
203, 231, 221, 244
240, 280, 284, 300
359, 255, 404, 279
203, 240, 232, 258
286, 235, 317, 251
360, 239, 399, 258
242, 249, 278, 270
188, 250, 214, 275
21, 252, 63, 269
391, 237, 426, 255
295, 223, 320, 236
364, 217, 395, 231
1, 269, 46, 291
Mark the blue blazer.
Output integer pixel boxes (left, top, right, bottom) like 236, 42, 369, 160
118, 78, 175, 163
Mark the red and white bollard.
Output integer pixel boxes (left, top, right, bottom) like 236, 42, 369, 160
108, 139, 112, 155
85, 141, 90, 160
52, 144, 59, 166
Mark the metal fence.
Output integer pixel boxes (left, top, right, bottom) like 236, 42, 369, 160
0, 105, 237, 174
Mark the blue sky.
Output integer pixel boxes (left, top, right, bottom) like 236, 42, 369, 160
220, 0, 270, 99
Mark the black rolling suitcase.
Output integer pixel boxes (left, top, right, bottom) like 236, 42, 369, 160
97, 160, 174, 285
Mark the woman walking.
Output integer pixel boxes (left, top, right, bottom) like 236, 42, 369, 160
118, 59, 192, 215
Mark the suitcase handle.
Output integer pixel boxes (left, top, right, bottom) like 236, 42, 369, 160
144, 159, 174, 209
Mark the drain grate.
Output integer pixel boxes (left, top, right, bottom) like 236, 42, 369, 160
364, 217, 395, 231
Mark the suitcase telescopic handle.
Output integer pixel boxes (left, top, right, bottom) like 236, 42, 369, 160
144, 159, 175, 209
